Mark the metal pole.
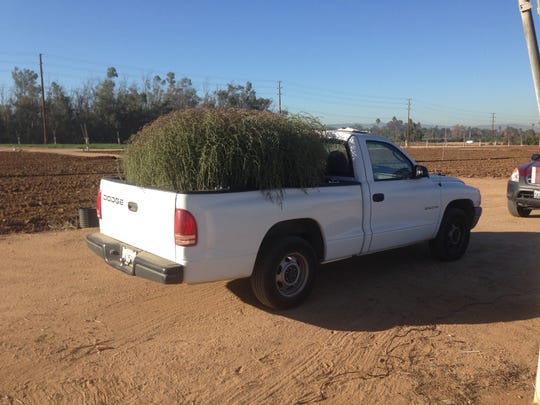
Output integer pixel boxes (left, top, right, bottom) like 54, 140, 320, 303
406, 98, 411, 147
519, 0, 540, 115
534, 346, 540, 404
277, 80, 282, 114
491, 113, 495, 144
39, 53, 48, 144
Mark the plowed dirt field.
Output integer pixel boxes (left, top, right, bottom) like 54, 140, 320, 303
0, 145, 538, 235
0, 150, 120, 234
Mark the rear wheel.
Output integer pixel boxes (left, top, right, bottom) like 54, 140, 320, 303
429, 208, 470, 261
507, 199, 531, 217
251, 237, 317, 310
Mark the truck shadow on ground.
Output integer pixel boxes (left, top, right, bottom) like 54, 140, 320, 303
227, 231, 540, 331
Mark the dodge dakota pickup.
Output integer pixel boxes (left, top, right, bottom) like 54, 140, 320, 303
87, 130, 482, 309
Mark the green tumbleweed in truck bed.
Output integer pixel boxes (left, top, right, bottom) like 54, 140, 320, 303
123, 108, 327, 199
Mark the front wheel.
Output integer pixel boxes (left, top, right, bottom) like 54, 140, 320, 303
429, 208, 470, 261
507, 199, 531, 217
251, 237, 318, 310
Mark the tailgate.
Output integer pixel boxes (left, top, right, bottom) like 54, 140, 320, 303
98, 178, 178, 262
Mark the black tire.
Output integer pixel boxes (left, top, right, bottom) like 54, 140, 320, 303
507, 199, 531, 217
429, 208, 470, 261
251, 236, 318, 310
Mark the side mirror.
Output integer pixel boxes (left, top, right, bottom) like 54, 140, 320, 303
413, 165, 429, 179
531, 154, 540, 161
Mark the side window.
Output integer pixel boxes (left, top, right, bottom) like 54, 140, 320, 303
324, 141, 354, 177
366, 141, 413, 181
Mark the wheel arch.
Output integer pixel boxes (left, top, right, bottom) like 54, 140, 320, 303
258, 218, 325, 263
444, 199, 475, 228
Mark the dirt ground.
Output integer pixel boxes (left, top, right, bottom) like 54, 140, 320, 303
0, 146, 539, 404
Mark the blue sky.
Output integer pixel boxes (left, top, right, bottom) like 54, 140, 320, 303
1, 0, 539, 128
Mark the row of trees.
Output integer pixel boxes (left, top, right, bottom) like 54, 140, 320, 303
352, 117, 540, 146
0, 67, 272, 144
1, 66, 538, 145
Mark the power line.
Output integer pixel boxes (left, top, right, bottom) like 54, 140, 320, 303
1, 53, 539, 127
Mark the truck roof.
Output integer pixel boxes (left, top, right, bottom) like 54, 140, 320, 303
330, 128, 376, 141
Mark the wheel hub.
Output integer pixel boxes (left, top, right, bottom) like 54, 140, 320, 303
275, 253, 308, 297
281, 257, 300, 286
448, 224, 462, 245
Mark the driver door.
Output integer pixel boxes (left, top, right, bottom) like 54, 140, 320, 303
365, 140, 441, 253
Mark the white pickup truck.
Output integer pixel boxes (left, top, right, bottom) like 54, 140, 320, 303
87, 131, 482, 309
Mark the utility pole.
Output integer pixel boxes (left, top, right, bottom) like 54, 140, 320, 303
277, 80, 282, 114
491, 113, 496, 144
39, 53, 48, 144
519, 0, 540, 115
406, 98, 411, 147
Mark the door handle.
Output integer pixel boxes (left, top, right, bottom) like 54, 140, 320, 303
372, 193, 385, 202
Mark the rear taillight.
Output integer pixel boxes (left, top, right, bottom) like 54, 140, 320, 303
96, 189, 102, 219
174, 209, 197, 246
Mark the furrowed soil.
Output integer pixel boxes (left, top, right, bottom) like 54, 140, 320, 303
0, 145, 539, 404
0, 149, 121, 234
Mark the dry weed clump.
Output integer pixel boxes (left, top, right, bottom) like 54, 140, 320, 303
123, 108, 327, 199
